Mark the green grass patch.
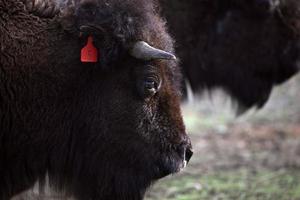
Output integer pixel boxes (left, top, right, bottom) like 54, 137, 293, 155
146, 169, 300, 200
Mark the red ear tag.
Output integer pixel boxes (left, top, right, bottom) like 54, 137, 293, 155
81, 36, 99, 63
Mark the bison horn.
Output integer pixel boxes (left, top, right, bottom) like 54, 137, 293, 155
130, 41, 176, 61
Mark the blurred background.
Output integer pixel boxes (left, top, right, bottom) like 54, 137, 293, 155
146, 74, 300, 200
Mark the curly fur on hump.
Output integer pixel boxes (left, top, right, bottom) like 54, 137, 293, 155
161, 0, 300, 111
0, 0, 188, 200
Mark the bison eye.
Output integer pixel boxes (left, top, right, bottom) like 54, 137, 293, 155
144, 77, 159, 96
137, 74, 161, 99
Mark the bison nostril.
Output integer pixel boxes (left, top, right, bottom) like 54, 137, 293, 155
185, 148, 193, 163
175, 135, 193, 167
177, 144, 193, 164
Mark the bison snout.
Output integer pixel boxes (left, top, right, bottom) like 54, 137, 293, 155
176, 142, 193, 168
185, 147, 193, 163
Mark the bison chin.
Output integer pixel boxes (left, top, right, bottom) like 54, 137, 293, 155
154, 155, 185, 179
154, 147, 193, 179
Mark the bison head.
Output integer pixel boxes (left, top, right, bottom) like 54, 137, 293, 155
161, 0, 300, 111
0, 0, 192, 199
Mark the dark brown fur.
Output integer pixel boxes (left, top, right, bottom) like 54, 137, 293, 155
0, 0, 191, 199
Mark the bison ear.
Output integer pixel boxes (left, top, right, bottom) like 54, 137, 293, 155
23, 0, 60, 18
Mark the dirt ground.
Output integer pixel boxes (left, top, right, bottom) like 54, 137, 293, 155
146, 124, 300, 200
188, 123, 300, 172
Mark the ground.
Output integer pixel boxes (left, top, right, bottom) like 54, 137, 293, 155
146, 125, 300, 200
146, 74, 300, 200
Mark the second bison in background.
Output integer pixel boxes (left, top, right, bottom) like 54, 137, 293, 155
161, 0, 300, 110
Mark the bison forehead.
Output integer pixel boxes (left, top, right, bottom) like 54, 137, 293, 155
54, 0, 176, 68
58, 0, 157, 41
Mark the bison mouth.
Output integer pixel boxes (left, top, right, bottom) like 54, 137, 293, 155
154, 146, 193, 179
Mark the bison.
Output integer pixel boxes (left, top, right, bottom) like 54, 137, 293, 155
0, 0, 192, 199
160, 0, 300, 111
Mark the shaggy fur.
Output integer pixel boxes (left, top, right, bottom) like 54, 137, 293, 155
161, 0, 300, 110
0, 0, 191, 199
